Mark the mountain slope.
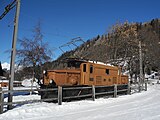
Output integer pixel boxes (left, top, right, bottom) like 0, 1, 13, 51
46, 18, 160, 71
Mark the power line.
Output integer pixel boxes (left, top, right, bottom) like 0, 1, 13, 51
0, 0, 16, 20
59, 37, 85, 53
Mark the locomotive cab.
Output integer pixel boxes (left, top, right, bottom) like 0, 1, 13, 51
66, 58, 86, 69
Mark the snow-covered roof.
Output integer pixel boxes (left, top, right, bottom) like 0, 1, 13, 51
88, 60, 113, 67
0, 80, 22, 83
0, 79, 9, 83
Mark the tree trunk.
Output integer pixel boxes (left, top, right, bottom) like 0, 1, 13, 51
31, 63, 36, 95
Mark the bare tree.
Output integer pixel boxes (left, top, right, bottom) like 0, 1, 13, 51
106, 21, 160, 83
138, 24, 160, 74
16, 22, 53, 89
106, 22, 138, 63
106, 22, 141, 82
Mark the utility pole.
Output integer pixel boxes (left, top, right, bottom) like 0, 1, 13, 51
7, 0, 21, 110
0, 0, 20, 110
139, 40, 143, 92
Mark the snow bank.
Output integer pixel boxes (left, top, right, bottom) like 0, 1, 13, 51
1, 84, 160, 120
4, 95, 40, 103
22, 78, 39, 87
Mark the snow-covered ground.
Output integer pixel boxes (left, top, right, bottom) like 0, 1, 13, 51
0, 84, 160, 120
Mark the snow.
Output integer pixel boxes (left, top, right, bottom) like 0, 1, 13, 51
1, 62, 10, 70
0, 78, 39, 88
145, 72, 159, 79
88, 60, 113, 67
4, 95, 40, 103
22, 78, 39, 87
1, 84, 160, 120
1, 62, 23, 71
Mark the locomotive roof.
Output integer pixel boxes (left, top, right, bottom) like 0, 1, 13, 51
63, 58, 115, 67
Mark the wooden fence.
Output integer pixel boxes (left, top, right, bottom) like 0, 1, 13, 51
0, 82, 147, 114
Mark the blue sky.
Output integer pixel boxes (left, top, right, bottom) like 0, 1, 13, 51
0, 0, 160, 63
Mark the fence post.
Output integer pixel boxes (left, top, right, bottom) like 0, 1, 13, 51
0, 88, 4, 114
145, 82, 147, 91
58, 86, 62, 105
114, 84, 117, 98
92, 85, 95, 101
127, 82, 131, 95
138, 84, 141, 93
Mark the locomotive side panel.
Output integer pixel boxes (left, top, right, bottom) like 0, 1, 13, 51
93, 65, 118, 86
54, 73, 68, 85
43, 71, 56, 85
120, 75, 128, 84
44, 70, 81, 86
80, 63, 120, 86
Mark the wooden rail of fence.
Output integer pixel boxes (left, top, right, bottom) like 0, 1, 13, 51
0, 82, 145, 114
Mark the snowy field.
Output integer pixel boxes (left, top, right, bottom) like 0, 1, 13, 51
0, 84, 160, 120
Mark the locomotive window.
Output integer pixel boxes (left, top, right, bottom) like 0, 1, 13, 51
106, 69, 109, 75
90, 65, 93, 73
83, 64, 86, 72
67, 61, 81, 68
